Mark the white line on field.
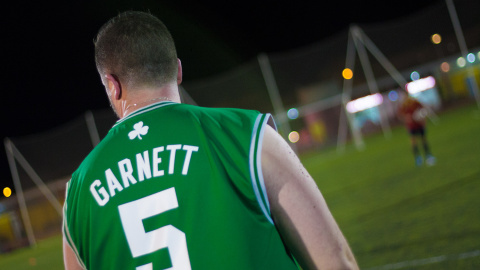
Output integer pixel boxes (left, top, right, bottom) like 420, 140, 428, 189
365, 250, 480, 270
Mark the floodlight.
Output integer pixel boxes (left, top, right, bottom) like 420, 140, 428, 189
287, 108, 299, 120
431, 34, 441, 44
388, 90, 399, 101
467, 53, 475, 63
3, 187, 11, 198
342, 68, 353, 80
288, 131, 300, 143
410, 71, 420, 81
406, 76, 436, 94
440, 62, 450, 72
346, 93, 383, 113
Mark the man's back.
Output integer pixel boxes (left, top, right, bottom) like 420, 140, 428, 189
63, 101, 298, 270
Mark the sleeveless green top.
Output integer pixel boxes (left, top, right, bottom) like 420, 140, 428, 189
63, 101, 299, 270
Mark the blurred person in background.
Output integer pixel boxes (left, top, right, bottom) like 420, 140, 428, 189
62, 11, 358, 270
397, 93, 436, 167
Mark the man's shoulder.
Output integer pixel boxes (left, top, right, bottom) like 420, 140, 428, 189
176, 105, 262, 124
179, 104, 259, 115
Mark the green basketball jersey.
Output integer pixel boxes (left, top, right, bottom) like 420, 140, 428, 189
63, 101, 299, 270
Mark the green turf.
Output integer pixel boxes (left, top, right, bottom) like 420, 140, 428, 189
0, 234, 63, 270
0, 103, 479, 269
302, 103, 480, 269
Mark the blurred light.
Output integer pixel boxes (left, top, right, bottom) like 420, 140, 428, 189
406, 76, 436, 94
3, 187, 11, 198
431, 33, 442, 44
342, 68, 353, 80
478, 51, 480, 60
456, 57, 466, 67
288, 131, 300, 143
410, 71, 420, 81
467, 53, 475, 63
346, 93, 383, 113
388, 90, 399, 101
440, 62, 450, 72
287, 108, 299, 120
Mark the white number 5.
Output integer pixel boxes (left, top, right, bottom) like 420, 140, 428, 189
118, 187, 192, 270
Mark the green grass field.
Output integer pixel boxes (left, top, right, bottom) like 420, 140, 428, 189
0, 102, 479, 269
302, 102, 480, 269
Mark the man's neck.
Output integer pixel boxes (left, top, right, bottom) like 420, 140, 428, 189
118, 83, 181, 118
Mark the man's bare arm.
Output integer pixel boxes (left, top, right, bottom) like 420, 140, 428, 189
262, 125, 358, 269
63, 236, 84, 270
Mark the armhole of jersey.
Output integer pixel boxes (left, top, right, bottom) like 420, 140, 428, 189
266, 114, 277, 131
249, 113, 275, 225
63, 181, 87, 270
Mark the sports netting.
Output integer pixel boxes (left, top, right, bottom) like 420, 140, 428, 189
2, 109, 117, 249
184, 0, 480, 149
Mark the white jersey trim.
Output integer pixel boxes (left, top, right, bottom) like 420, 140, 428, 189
256, 115, 272, 212
63, 181, 87, 269
249, 113, 274, 225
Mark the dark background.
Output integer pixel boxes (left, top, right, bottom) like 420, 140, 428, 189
1, 0, 440, 191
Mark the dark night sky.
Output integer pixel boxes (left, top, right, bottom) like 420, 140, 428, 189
1, 0, 441, 191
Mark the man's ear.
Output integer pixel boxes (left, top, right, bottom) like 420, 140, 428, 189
177, 58, 183, 85
105, 74, 122, 100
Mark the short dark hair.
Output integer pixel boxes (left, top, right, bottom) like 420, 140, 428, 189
95, 11, 178, 89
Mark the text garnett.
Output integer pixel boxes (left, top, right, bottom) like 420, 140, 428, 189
90, 144, 199, 206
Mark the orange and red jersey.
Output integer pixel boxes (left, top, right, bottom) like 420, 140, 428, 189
398, 97, 425, 130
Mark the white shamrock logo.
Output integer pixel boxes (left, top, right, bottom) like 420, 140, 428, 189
128, 121, 149, 140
